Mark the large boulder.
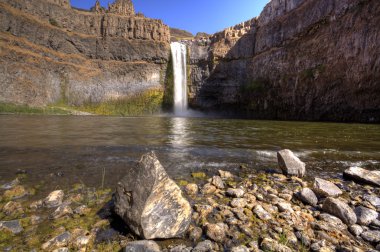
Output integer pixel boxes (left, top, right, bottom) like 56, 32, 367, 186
322, 197, 357, 225
343, 167, 380, 187
114, 152, 192, 239
277, 149, 306, 177
312, 178, 342, 198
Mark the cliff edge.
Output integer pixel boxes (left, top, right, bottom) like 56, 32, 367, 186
189, 0, 380, 122
0, 0, 170, 114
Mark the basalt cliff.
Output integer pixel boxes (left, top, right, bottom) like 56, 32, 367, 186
0, 0, 170, 114
188, 0, 380, 122
0, 0, 379, 121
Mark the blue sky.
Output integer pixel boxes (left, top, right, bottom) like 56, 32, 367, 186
71, 0, 268, 35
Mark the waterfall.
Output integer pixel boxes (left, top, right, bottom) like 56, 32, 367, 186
170, 42, 188, 115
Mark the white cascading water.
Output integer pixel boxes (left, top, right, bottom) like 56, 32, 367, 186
170, 42, 188, 115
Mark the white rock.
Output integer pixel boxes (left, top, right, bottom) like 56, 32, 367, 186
44, 190, 64, 208
277, 149, 306, 177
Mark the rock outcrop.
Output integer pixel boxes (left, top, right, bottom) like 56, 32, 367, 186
0, 0, 170, 113
188, 0, 380, 122
114, 152, 192, 239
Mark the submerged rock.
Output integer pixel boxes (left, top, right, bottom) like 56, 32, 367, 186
44, 190, 64, 208
0, 220, 23, 234
297, 188, 318, 206
343, 167, 380, 187
313, 178, 342, 198
277, 149, 306, 177
355, 206, 378, 225
114, 152, 191, 239
322, 197, 357, 225
124, 240, 161, 252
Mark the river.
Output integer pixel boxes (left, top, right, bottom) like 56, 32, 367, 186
0, 115, 379, 195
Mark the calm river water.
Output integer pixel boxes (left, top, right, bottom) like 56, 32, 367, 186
0, 115, 379, 194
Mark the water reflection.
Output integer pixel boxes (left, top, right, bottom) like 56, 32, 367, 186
169, 117, 190, 148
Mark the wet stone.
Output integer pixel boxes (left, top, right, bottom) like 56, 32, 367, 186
124, 240, 161, 252
3, 185, 28, 200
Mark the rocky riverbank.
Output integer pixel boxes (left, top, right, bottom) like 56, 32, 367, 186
1, 150, 379, 251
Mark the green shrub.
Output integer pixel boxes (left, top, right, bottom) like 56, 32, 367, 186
49, 18, 59, 27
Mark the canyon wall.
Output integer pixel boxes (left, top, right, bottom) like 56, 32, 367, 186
189, 0, 380, 122
0, 0, 170, 111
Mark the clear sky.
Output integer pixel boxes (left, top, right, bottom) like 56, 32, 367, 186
70, 0, 269, 35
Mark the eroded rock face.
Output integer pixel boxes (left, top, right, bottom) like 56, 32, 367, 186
343, 167, 380, 187
277, 149, 306, 177
0, 0, 170, 108
188, 0, 380, 123
114, 152, 192, 239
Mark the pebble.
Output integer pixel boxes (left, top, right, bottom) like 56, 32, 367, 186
349, 224, 364, 236
124, 240, 161, 252
361, 230, 380, 243
211, 176, 225, 189
0, 220, 23, 234
205, 223, 227, 243
313, 178, 343, 198
297, 188, 318, 206
41, 232, 71, 250
185, 183, 198, 195
44, 190, 64, 208
226, 188, 245, 198
355, 206, 378, 225
253, 205, 271, 220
